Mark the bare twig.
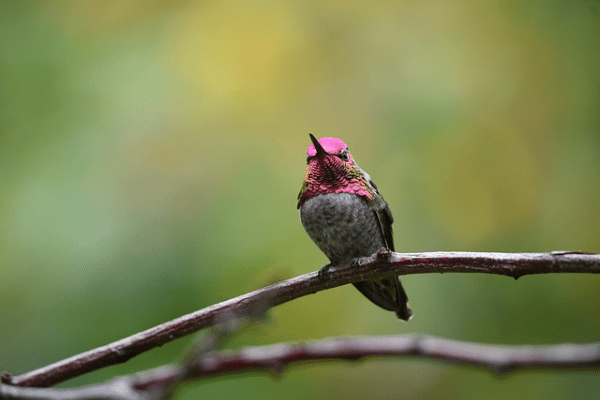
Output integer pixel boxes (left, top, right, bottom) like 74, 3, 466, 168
5, 251, 600, 388
151, 334, 600, 379
0, 377, 145, 400
3, 335, 599, 399
158, 311, 263, 399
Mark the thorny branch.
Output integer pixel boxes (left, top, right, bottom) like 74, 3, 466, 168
2, 251, 599, 390
2, 335, 600, 400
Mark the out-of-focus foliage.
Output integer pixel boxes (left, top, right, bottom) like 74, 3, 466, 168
1, 2, 599, 399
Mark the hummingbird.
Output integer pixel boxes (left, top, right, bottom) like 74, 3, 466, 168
297, 134, 412, 320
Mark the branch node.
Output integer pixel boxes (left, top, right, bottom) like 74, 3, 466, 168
1, 372, 13, 384
267, 361, 285, 379
491, 364, 513, 375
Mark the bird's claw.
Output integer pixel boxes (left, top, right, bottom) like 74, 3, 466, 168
318, 263, 333, 280
350, 257, 364, 267
376, 247, 393, 260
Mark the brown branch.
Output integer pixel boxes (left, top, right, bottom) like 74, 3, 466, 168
144, 334, 600, 380
4, 251, 600, 388
3, 335, 600, 399
0, 378, 145, 400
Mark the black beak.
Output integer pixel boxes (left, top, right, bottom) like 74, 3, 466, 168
309, 133, 328, 156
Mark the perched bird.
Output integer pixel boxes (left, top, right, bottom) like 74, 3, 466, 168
298, 134, 412, 320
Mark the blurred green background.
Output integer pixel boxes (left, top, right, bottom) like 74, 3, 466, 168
1, 1, 599, 399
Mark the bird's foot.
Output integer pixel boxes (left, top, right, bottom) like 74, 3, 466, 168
317, 263, 334, 280
350, 257, 365, 267
376, 247, 393, 260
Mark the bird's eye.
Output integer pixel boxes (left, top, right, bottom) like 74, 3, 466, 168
339, 150, 350, 162
306, 155, 312, 164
